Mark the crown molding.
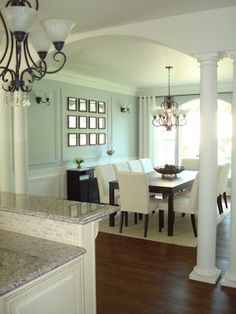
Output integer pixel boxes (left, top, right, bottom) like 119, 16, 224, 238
46, 70, 137, 96
137, 81, 233, 97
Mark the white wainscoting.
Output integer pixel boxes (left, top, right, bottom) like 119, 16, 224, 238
28, 167, 67, 198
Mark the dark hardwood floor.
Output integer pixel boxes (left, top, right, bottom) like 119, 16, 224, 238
96, 214, 236, 314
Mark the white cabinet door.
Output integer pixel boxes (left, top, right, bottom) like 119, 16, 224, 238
2, 258, 84, 314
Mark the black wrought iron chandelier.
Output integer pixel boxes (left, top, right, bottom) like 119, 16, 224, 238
0, 0, 75, 106
151, 66, 187, 131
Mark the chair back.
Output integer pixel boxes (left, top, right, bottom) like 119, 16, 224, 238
220, 163, 230, 194
217, 165, 225, 195
95, 164, 116, 203
113, 162, 130, 178
118, 172, 149, 214
189, 173, 199, 212
139, 158, 154, 173
181, 158, 199, 170
127, 160, 143, 172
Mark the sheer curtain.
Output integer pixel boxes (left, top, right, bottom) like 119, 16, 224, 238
138, 96, 156, 165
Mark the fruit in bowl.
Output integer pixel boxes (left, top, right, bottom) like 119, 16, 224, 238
154, 164, 185, 177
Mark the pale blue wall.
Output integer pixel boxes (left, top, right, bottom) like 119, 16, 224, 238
28, 79, 139, 170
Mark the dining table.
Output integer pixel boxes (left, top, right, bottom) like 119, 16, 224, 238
109, 169, 198, 236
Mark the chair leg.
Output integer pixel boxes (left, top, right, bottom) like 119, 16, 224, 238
223, 192, 228, 208
217, 195, 223, 214
191, 214, 197, 237
144, 214, 149, 237
159, 210, 164, 232
134, 213, 138, 224
139, 213, 143, 220
124, 212, 128, 226
119, 212, 124, 233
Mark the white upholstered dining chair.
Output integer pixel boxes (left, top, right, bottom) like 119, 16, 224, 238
117, 171, 160, 237
113, 162, 130, 178
139, 158, 154, 173
181, 158, 199, 170
157, 173, 199, 237
127, 160, 143, 172
95, 164, 119, 205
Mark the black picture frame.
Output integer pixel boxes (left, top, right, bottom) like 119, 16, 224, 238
89, 116, 97, 129
89, 133, 97, 145
68, 133, 77, 146
67, 97, 77, 111
89, 100, 97, 113
78, 133, 87, 146
78, 98, 87, 112
98, 133, 106, 145
78, 116, 87, 129
98, 101, 106, 114
67, 115, 77, 129
98, 117, 106, 129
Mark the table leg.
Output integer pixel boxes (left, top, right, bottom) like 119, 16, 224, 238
168, 192, 174, 236
109, 213, 115, 226
109, 183, 115, 226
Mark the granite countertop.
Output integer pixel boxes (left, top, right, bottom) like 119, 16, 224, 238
0, 229, 86, 297
0, 191, 118, 225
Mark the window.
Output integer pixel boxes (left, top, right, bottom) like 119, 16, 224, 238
154, 127, 176, 166
154, 98, 232, 168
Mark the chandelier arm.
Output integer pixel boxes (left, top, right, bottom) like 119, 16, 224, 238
31, 61, 47, 80
45, 51, 67, 74
23, 35, 47, 80
0, 68, 15, 92
2, 32, 15, 78
24, 34, 40, 69
20, 68, 34, 92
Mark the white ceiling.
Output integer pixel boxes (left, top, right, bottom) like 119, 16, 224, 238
31, 0, 236, 92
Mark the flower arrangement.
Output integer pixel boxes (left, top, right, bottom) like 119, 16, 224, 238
74, 157, 84, 169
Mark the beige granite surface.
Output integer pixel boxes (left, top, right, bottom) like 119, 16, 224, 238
0, 229, 86, 297
0, 191, 118, 225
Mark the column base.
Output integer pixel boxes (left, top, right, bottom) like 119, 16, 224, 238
189, 266, 221, 284
221, 272, 236, 288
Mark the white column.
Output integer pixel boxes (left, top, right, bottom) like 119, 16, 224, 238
14, 106, 28, 194
189, 52, 221, 284
221, 52, 236, 288
0, 89, 13, 192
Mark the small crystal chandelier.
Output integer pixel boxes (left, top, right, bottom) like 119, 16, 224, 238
0, 0, 75, 107
151, 66, 187, 131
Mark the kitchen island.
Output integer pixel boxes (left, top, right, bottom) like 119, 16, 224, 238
0, 229, 85, 314
0, 192, 118, 314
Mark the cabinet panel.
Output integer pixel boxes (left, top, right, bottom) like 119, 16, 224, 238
3, 259, 84, 314
67, 168, 99, 203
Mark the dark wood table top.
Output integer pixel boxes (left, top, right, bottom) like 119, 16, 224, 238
109, 170, 198, 191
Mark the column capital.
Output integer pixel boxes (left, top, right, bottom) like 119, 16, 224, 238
192, 52, 222, 63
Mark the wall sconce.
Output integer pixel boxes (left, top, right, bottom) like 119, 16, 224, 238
120, 105, 131, 113
35, 92, 51, 105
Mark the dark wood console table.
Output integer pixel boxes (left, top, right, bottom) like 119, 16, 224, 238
67, 168, 99, 203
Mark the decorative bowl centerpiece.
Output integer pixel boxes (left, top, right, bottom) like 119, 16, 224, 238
154, 164, 185, 178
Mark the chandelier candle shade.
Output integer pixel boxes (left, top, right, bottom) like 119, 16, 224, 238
0, 0, 75, 106
151, 66, 187, 131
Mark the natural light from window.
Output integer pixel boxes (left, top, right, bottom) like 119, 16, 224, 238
154, 98, 232, 167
